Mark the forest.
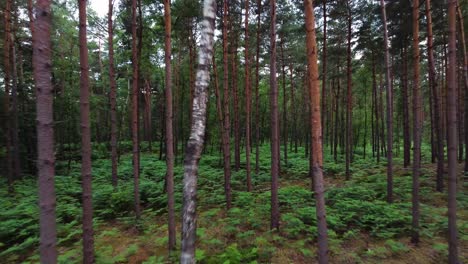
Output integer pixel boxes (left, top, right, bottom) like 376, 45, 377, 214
0, 0, 467, 263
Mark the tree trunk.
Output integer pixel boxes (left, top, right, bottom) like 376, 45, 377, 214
457, 3, 468, 173
245, 0, 252, 191
280, 35, 288, 167
3, 0, 13, 192
11, 12, 21, 180
321, 0, 327, 145
232, 37, 241, 171
78, 0, 94, 262
304, 2, 329, 262
255, 0, 261, 174
164, 0, 176, 251
380, 0, 393, 203
411, 0, 421, 245
269, 0, 280, 231
425, 0, 444, 192
108, 0, 118, 188
35, 1, 57, 262
447, 1, 460, 262
131, 0, 141, 220
345, 0, 352, 180
402, 46, 411, 168
180, 1, 216, 262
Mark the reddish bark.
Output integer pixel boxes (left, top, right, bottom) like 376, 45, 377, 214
321, 0, 327, 144
163, 0, 176, 250
305, 1, 329, 262
255, 0, 262, 174
345, 0, 352, 180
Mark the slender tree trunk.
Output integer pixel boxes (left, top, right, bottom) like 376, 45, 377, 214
380, 0, 393, 203
402, 46, 411, 168
35, 1, 57, 262
304, 2, 329, 262
180, 1, 216, 263
447, 1, 460, 262
3, 0, 13, 191
426, 0, 444, 192
163, 0, 176, 251
372, 54, 380, 163
245, 0, 252, 191
108, 0, 118, 188
321, 0, 327, 145
411, 0, 421, 245
457, 4, 468, 173
222, 0, 232, 208
280, 35, 288, 167
255, 0, 261, 174
345, 0, 352, 180
269, 0, 280, 231
232, 38, 241, 171
78, 0, 94, 262
131, 0, 141, 220
290, 63, 298, 153
11, 16, 20, 180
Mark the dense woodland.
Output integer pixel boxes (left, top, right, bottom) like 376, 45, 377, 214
0, 0, 467, 263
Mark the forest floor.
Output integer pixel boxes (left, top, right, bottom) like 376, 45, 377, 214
0, 144, 467, 263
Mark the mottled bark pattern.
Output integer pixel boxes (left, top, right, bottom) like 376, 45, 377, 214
35, 1, 57, 262
447, 1, 459, 262
304, 0, 329, 263
180, 0, 217, 263
245, 0, 252, 191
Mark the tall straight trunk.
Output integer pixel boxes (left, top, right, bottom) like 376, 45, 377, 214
269, 0, 280, 231
255, 0, 261, 174
164, 0, 176, 251
180, 1, 216, 262
188, 24, 195, 125
380, 0, 393, 203
426, 0, 444, 192
372, 54, 380, 162
304, 2, 329, 263
402, 46, 411, 167
78, 0, 94, 262
334, 78, 340, 161
222, 0, 232, 208
411, 0, 421, 245
457, 4, 468, 173
321, 0, 327, 144
11, 16, 20, 180
35, 1, 57, 262
244, 0, 252, 191
290, 63, 298, 153
345, 0, 352, 180
232, 37, 241, 171
3, 0, 13, 191
131, 0, 141, 220
447, 2, 459, 262
280, 36, 288, 167
143, 80, 152, 150
108, 0, 118, 187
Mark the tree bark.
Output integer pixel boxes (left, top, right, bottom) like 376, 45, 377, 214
402, 46, 411, 168
380, 0, 393, 203
245, 0, 252, 191
447, 1, 459, 262
304, 1, 329, 262
321, 0, 327, 145
345, 0, 352, 180
3, 0, 13, 191
108, 0, 118, 188
164, 0, 176, 251
280, 35, 288, 167
269, 0, 280, 231
180, 1, 217, 262
35, 1, 57, 262
131, 0, 141, 220
411, 0, 421, 245
425, 0, 444, 192
78, 0, 94, 262
255, 0, 261, 174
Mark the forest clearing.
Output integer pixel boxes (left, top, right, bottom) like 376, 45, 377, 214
0, 0, 467, 263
